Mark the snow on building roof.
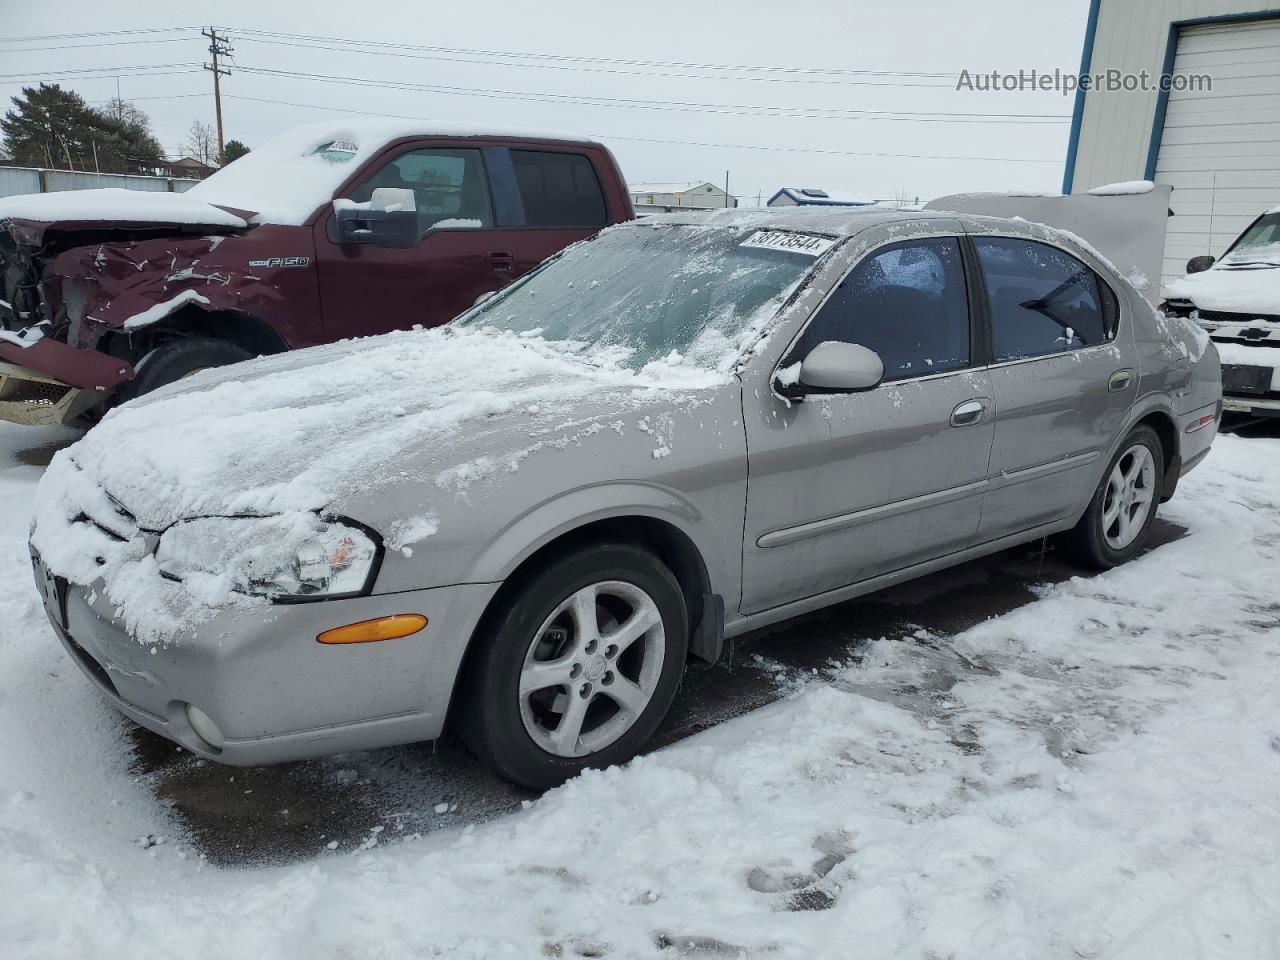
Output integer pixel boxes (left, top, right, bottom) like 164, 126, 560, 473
629, 182, 715, 195
768, 187, 877, 207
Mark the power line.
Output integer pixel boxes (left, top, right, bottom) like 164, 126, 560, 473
0, 62, 204, 79
229, 27, 961, 82
234, 65, 1067, 125
231, 33, 961, 90
222, 93, 1063, 164
0, 26, 199, 43
0, 37, 200, 54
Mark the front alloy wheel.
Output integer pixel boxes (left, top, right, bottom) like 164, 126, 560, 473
458, 543, 688, 789
519, 580, 665, 758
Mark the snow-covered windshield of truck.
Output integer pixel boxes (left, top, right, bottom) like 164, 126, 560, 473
459, 223, 834, 372
1222, 212, 1280, 267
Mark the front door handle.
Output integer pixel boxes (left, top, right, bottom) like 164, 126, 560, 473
950, 398, 989, 427
1108, 369, 1133, 392
487, 250, 515, 271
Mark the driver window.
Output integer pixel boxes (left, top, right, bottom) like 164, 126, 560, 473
344, 147, 493, 233
792, 237, 971, 381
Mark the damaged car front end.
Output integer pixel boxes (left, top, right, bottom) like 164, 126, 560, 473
0, 198, 312, 426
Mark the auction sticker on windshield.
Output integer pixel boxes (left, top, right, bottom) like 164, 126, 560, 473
739, 230, 836, 257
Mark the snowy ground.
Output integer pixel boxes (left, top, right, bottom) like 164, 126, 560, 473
2, 421, 1279, 959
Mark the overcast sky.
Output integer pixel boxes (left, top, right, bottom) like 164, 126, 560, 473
1, 0, 1090, 204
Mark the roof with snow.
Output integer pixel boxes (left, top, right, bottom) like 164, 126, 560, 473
768, 187, 877, 207
629, 181, 721, 196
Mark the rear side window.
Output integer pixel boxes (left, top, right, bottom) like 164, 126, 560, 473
974, 238, 1115, 361
511, 150, 608, 228
792, 237, 971, 381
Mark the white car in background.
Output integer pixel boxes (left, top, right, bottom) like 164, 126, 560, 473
1164, 206, 1280, 419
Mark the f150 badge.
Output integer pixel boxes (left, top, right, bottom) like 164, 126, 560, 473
248, 256, 311, 268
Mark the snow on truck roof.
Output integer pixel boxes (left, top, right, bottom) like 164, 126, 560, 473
187, 119, 601, 226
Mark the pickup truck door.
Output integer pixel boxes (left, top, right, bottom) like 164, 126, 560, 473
313, 142, 525, 340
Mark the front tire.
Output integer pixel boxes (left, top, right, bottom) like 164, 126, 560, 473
121, 336, 252, 403
1058, 424, 1163, 569
458, 544, 688, 790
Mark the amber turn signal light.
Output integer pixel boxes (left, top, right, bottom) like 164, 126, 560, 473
317, 614, 428, 644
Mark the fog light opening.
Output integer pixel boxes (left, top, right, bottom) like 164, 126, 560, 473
185, 704, 226, 751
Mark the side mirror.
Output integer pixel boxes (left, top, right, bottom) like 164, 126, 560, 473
332, 188, 418, 249
1186, 255, 1215, 274
783, 341, 884, 396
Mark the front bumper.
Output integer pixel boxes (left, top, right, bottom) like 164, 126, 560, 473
32, 552, 500, 765
0, 359, 97, 425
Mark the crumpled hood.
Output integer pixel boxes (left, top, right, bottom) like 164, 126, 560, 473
35, 325, 725, 531
0, 187, 249, 249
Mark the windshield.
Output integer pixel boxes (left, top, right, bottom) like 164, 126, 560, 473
1223, 212, 1280, 265
459, 223, 833, 371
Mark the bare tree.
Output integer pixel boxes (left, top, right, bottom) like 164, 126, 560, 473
183, 120, 218, 167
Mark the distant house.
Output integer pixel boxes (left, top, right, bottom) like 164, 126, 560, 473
163, 156, 218, 180
767, 187, 877, 208
629, 181, 736, 214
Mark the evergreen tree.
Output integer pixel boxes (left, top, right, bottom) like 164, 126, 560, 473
0, 83, 164, 175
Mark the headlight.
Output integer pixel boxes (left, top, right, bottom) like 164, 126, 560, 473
156, 513, 380, 600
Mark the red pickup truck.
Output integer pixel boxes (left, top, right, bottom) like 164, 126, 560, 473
0, 121, 633, 425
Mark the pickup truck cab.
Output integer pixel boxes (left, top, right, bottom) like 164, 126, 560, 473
0, 120, 633, 425
1163, 204, 1280, 419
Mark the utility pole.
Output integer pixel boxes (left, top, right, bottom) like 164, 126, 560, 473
724, 170, 729, 209
202, 26, 232, 167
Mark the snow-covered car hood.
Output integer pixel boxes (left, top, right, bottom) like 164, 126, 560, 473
31, 327, 731, 640
1165, 261, 1280, 316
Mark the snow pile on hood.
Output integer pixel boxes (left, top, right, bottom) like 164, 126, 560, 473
31, 326, 723, 641
188, 120, 581, 226
1165, 262, 1280, 314
0, 187, 248, 228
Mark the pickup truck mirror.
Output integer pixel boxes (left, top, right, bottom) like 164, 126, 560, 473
1185, 255, 1215, 274
332, 189, 418, 249
794, 341, 884, 394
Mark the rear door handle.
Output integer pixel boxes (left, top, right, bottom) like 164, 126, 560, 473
950, 398, 989, 427
1108, 369, 1133, 392
487, 250, 515, 271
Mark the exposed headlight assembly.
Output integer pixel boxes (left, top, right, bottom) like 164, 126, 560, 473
156, 513, 381, 601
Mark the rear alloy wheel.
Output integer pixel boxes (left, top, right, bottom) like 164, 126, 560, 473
459, 544, 687, 789
1058, 424, 1163, 569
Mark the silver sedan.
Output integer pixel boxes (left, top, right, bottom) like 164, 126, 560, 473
31, 209, 1222, 788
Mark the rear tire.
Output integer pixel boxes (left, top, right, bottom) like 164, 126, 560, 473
1057, 424, 1163, 569
458, 543, 688, 790
121, 337, 252, 403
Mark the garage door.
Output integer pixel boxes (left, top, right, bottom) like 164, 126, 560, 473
1154, 17, 1280, 286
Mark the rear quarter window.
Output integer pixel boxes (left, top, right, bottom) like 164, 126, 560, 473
974, 237, 1117, 361
511, 150, 608, 228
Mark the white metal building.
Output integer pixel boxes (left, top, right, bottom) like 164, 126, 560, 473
628, 181, 735, 214
1064, 1, 1280, 283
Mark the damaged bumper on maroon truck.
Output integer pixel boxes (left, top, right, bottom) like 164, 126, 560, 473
0, 336, 134, 425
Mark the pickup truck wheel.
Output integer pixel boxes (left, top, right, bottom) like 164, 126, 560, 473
123, 337, 252, 402
458, 544, 688, 790
1057, 425, 1163, 570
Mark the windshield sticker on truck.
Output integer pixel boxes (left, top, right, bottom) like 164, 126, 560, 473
248, 257, 311, 268
739, 231, 836, 257
314, 139, 359, 163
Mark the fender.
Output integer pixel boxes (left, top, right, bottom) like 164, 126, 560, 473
464, 479, 732, 596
